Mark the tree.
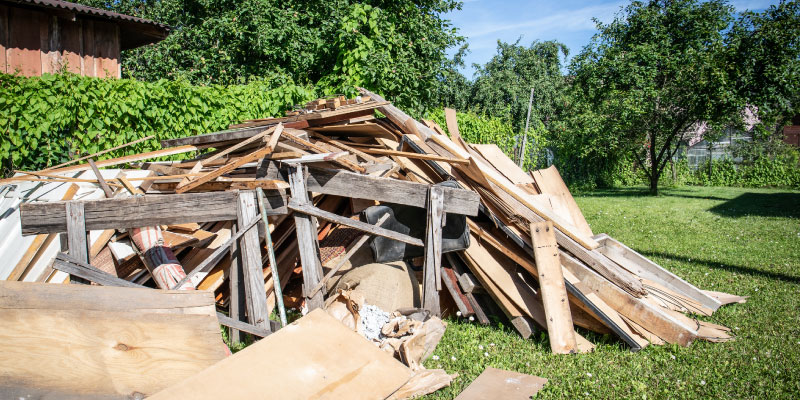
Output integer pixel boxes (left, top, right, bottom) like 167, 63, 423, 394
570, 0, 738, 195
469, 40, 569, 132
77, 0, 463, 113
729, 1, 800, 135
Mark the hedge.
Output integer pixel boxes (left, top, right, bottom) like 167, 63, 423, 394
0, 73, 316, 174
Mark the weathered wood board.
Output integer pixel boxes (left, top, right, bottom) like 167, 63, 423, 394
149, 309, 412, 400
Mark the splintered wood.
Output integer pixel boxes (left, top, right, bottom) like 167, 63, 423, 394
3, 89, 745, 400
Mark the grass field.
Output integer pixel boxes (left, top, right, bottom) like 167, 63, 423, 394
422, 186, 800, 399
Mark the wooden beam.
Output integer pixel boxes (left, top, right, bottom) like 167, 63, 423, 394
20, 191, 288, 235
257, 187, 287, 327
288, 165, 325, 311
282, 129, 365, 173
346, 146, 470, 165
236, 191, 272, 331
175, 146, 274, 193
288, 201, 423, 247
531, 221, 577, 354
160, 125, 270, 148
422, 186, 444, 317
87, 159, 114, 198
260, 162, 479, 216
40, 145, 201, 175
40, 135, 155, 172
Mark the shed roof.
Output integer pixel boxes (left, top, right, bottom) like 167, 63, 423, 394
2, 0, 169, 50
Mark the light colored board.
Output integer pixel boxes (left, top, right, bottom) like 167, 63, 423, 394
701, 289, 747, 305
423, 186, 445, 316
0, 281, 225, 398
531, 165, 594, 237
455, 367, 547, 400
288, 165, 325, 311
594, 234, 721, 310
149, 309, 412, 400
530, 221, 577, 354
472, 144, 535, 185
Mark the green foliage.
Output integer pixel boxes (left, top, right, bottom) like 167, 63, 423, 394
569, 0, 739, 194
0, 73, 315, 173
77, 0, 463, 114
688, 157, 800, 188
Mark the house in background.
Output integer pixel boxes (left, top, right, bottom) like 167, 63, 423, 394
0, 0, 168, 78
782, 115, 800, 147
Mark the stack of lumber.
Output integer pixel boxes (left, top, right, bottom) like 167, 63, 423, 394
0, 90, 745, 377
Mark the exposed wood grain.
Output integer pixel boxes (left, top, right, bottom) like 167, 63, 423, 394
531, 165, 593, 238
42, 145, 201, 175
87, 159, 114, 198
176, 146, 274, 193
288, 165, 325, 311
423, 186, 444, 316
65, 202, 89, 265
530, 221, 577, 354
20, 191, 288, 235
41, 135, 155, 172
261, 162, 479, 216
236, 191, 271, 331
282, 128, 366, 173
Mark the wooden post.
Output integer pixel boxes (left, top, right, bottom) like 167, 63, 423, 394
422, 186, 444, 316
256, 187, 287, 328
228, 223, 244, 343
236, 191, 271, 332
288, 165, 324, 311
65, 201, 90, 284
531, 221, 577, 354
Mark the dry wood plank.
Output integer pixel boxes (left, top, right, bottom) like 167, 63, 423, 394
40, 135, 155, 172
423, 186, 445, 316
348, 146, 470, 165
20, 191, 288, 235
288, 201, 423, 247
176, 146, 274, 193
471, 144, 535, 185
237, 191, 271, 331
531, 221, 577, 354
531, 165, 593, 237
594, 234, 721, 310
288, 165, 325, 311
88, 229, 116, 259
308, 132, 381, 163
228, 101, 388, 129
42, 145, 201, 175
0, 280, 226, 399
260, 162, 479, 216
560, 252, 697, 346
65, 201, 89, 265
455, 367, 547, 400
149, 309, 411, 400
87, 159, 115, 198
282, 128, 366, 173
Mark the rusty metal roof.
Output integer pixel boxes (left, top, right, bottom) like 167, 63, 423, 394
2, 0, 169, 49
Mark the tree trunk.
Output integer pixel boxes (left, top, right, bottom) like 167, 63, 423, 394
649, 172, 660, 195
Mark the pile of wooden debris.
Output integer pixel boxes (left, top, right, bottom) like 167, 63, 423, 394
0, 91, 745, 398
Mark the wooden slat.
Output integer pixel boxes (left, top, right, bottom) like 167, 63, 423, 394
531, 221, 577, 354
65, 202, 88, 264
349, 146, 470, 164
288, 201, 423, 247
422, 186, 444, 316
176, 146, 274, 193
261, 163, 479, 216
281, 128, 365, 173
41, 145, 201, 175
20, 191, 288, 235
288, 165, 324, 311
236, 191, 271, 331
531, 165, 593, 237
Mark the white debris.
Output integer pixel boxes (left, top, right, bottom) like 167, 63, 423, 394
359, 303, 391, 342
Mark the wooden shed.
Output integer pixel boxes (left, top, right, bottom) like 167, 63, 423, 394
0, 0, 168, 78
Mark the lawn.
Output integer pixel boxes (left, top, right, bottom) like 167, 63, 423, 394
423, 186, 800, 399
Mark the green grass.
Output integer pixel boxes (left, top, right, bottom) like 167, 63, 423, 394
423, 186, 800, 399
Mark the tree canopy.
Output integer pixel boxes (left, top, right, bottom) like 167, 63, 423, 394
78, 0, 464, 113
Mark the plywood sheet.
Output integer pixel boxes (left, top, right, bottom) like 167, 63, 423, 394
455, 367, 547, 400
150, 309, 412, 400
0, 281, 226, 399
472, 144, 534, 185
531, 165, 593, 237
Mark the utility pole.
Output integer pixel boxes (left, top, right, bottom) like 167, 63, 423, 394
518, 87, 535, 168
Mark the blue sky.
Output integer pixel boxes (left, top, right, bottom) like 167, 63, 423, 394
445, 0, 781, 78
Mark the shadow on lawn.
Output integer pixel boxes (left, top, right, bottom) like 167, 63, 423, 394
639, 250, 800, 285
577, 187, 730, 200
708, 192, 800, 219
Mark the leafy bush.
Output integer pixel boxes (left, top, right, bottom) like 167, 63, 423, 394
0, 73, 315, 174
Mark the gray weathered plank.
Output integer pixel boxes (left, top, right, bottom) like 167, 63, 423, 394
260, 162, 479, 216
21, 191, 287, 235
237, 191, 271, 331
161, 125, 269, 148
228, 223, 244, 343
288, 201, 423, 247
422, 186, 444, 316
288, 165, 325, 311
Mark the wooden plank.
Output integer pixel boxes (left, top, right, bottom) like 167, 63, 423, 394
7, 183, 79, 281
288, 165, 325, 311
161, 125, 276, 148
228, 101, 389, 129
349, 146, 470, 164
560, 252, 697, 346
472, 144, 535, 185
261, 163, 479, 216
236, 191, 271, 331
531, 221, 577, 354
0, 281, 226, 399
149, 309, 411, 400
228, 222, 244, 343
594, 234, 722, 310
288, 201, 423, 247
422, 186, 444, 316
20, 191, 287, 235
88, 228, 115, 259
455, 367, 547, 400
282, 128, 366, 173
65, 202, 88, 264
176, 146, 274, 193
41, 145, 201, 175
41, 135, 155, 172
87, 159, 115, 197
531, 165, 593, 237
257, 187, 287, 327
